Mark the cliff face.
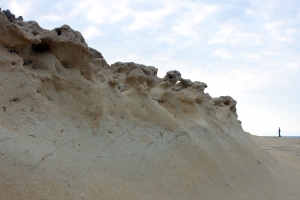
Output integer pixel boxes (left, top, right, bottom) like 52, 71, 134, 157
0, 10, 299, 200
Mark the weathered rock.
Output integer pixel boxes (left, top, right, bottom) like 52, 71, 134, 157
162, 70, 181, 85
40, 25, 91, 70
111, 62, 161, 88
0, 11, 40, 47
3, 9, 43, 36
214, 96, 237, 112
89, 47, 103, 59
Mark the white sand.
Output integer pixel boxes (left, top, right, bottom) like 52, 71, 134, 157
251, 136, 300, 172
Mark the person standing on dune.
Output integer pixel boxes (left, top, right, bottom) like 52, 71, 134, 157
278, 127, 281, 137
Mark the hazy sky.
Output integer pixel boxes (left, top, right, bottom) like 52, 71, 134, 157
1, 0, 300, 136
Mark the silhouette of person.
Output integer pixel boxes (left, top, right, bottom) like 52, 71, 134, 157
278, 127, 281, 137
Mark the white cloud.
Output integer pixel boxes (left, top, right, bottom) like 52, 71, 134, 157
244, 54, 261, 59
40, 13, 65, 22
83, 26, 103, 40
128, 7, 173, 30
171, 3, 217, 39
212, 50, 232, 59
283, 61, 300, 71
86, 2, 111, 24
9, 0, 31, 17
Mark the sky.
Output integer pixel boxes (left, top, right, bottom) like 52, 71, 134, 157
1, 0, 300, 136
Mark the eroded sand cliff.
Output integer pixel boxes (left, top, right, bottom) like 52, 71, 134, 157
0, 9, 299, 200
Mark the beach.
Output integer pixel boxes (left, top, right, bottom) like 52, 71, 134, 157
251, 135, 300, 172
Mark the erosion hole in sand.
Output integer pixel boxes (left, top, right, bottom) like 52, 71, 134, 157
23, 60, 32, 66
31, 31, 38, 36
224, 100, 230, 106
32, 43, 50, 53
62, 62, 69, 69
11, 98, 19, 103
55, 28, 62, 36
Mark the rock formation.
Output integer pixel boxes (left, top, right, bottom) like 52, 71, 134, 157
0, 9, 299, 200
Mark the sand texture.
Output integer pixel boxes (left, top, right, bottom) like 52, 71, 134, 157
1, 9, 300, 200
251, 136, 300, 172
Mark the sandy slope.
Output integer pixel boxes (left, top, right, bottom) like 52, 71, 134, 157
0, 9, 300, 200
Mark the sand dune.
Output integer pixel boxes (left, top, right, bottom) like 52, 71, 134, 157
0, 9, 299, 199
